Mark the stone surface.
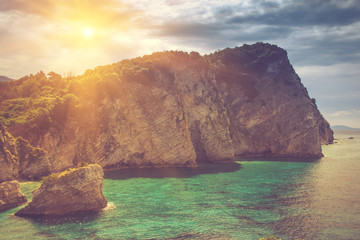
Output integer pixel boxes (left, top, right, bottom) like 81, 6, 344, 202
0, 180, 27, 212
0, 43, 333, 181
0, 125, 19, 182
0, 123, 54, 182
209, 43, 334, 157
15, 164, 107, 217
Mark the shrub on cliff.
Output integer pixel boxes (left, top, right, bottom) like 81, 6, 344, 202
40, 173, 59, 185
0, 71, 79, 134
258, 235, 281, 240
258, 235, 304, 240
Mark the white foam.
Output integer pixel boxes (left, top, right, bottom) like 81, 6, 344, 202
103, 202, 116, 211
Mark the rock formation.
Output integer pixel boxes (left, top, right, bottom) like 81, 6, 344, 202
0, 180, 27, 212
0, 43, 333, 181
0, 123, 56, 182
209, 43, 334, 157
15, 164, 107, 217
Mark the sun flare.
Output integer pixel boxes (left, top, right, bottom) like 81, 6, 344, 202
83, 27, 93, 38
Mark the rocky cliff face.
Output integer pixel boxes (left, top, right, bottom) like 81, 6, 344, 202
209, 43, 334, 157
15, 164, 107, 217
0, 124, 54, 182
0, 43, 333, 181
0, 180, 27, 212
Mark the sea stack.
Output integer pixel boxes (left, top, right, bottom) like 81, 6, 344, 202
15, 164, 107, 217
0, 181, 27, 212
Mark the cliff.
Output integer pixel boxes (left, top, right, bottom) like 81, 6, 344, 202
15, 164, 107, 217
0, 180, 27, 212
0, 124, 53, 182
0, 43, 333, 181
207, 43, 334, 156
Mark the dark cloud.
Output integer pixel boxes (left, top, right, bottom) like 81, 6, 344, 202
228, 25, 292, 42
213, 7, 235, 18
149, 15, 292, 42
259, 0, 280, 10
145, 0, 360, 68
228, 0, 360, 27
288, 30, 360, 66
0, 0, 358, 126
150, 22, 224, 39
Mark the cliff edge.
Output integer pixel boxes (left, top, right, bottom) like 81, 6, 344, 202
207, 43, 333, 157
0, 43, 333, 180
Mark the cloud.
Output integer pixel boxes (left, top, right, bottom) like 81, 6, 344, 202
324, 109, 360, 128
150, 21, 292, 41
150, 22, 224, 39
0, 0, 140, 31
295, 63, 360, 123
227, 0, 360, 27
0, 0, 53, 16
283, 23, 360, 66
136, 0, 360, 68
0, 0, 145, 78
0, 0, 359, 127
328, 110, 360, 117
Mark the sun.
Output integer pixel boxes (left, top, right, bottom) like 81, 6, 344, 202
83, 27, 93, 38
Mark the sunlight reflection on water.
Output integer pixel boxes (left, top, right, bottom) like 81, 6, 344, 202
0, 130, 359, 239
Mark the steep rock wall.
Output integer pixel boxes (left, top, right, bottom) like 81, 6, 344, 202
209, 43, 333, 157
0, 180, 27, 212
0, 124, 54, 182
15, 164, 107, 217
0, 43, 333, 181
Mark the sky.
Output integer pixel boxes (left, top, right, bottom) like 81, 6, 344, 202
0, 0, 359, 127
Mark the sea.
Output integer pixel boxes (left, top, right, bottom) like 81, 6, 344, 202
0, 130, 359, 240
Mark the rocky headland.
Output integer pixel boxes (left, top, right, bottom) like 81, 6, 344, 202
0, 180, 27, 212
0, 43, 333, 181
15, 164, 107, 217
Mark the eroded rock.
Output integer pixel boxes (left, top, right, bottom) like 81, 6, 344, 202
15, 164, 107, 217
0, 123, 53, 182
0, 180, 27, 212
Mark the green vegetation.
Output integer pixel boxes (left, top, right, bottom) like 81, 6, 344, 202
40, 173, 59, 184
258, 235, 304, 240
205, 42, 285, 73
0, 50, 209, 135
40, 163, 90, 184
1, 46, 271, 135
0, 48, 228, 135
0, 71, 79, 133
258, 235, 282, 240
77, 162, 89, 167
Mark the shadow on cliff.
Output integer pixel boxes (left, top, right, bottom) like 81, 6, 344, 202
104, 163, 242, 180
237, 157, 322, 162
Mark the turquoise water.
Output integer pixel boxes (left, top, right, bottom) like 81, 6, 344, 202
1, 130, 360, 239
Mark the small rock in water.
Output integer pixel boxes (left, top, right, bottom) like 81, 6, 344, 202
15, 164, 107, 217
0, 180, 27, 212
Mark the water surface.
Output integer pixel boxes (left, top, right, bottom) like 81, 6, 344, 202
0, 130, 359, 239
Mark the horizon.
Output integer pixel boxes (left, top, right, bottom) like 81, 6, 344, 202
0, 0, 359, 128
